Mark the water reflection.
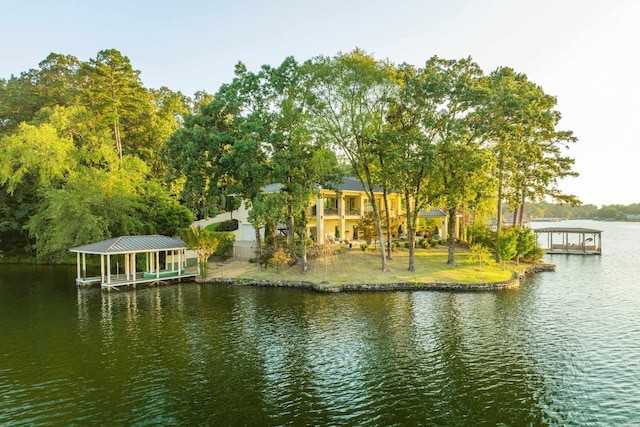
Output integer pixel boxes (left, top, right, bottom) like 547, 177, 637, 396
4, 228, 640, 427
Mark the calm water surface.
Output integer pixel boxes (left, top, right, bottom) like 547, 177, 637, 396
1, 220, 639, 426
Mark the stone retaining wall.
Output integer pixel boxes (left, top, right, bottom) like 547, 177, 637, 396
197, 263, 556, 293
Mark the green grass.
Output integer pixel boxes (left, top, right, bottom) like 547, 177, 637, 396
219, 246, 520, 285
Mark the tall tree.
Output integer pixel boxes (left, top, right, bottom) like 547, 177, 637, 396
425, 57, 490, 265
81, 49, 151, 159
383, 62, 440, 271
308, 49, 395, 271
482, 67, 579, 229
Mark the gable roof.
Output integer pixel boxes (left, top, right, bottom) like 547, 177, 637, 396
70, 235, 185, 255
420, 209, 447, 217
260, 177, 391, 195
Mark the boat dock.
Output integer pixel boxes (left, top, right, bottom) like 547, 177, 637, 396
534, 227, 602, 255
70, 235, 198, 289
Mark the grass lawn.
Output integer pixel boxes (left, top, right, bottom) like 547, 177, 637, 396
207, 246, 522, 285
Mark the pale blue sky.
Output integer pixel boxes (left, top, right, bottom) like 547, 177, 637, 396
2, 0, 639, 206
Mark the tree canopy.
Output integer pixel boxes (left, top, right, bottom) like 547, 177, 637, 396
0, 48, 580, 267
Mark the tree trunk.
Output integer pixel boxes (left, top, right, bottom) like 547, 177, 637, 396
287, 201, 297, 265
300, 208, 308, 274
406, 191, 416, 272
518, 190, 526, 226
447, 206, 457, 265
363, 162, 387, 272
494, 181, 503, 263
382, 188, 392, 260
254, 225, 262, 272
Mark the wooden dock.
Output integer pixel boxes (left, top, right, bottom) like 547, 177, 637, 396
76, 270, 198, 289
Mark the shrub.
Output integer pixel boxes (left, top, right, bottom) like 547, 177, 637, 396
360, 243, 369, 251
467, 223, 496, 248
522, 245, 545, 263
208, 231, 235, 256
216, 219, 239, 232
269, 248, 292, 272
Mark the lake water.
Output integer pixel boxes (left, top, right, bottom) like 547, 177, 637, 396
1, 220, 639, 426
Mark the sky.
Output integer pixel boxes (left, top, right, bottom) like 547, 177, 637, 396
2, 0, 639, 207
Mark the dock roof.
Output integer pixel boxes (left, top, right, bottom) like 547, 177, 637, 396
533, 227, 602, 234
70, 235, 186, 255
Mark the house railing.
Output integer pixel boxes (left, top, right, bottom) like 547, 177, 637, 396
324, 208, 339, 216
345, 208, 360, 216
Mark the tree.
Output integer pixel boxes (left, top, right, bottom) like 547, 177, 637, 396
495, 229, 518, 270
425, 57, 490, 265
482, 67, 579, 229
181, 227, 219, 278
81, 49, 151, 159
383, 62, 440, 271
513, 226, 537, 265
308, 49, 395, 271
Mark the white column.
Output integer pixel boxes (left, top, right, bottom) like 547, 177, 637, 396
100, 255, 105, 283
339, 196, 345, 240
156, 251, 160, 278
125, 253, 130, 280
317, 196, 325, 244
107, 255, 111, 285
82, 253, 87, 280
131, 253, 136, 280
76, 253, 81, 281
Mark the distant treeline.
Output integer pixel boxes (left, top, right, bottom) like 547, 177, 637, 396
517, 202, 640, 221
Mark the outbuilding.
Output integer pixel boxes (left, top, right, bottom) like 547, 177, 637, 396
70, 235, 196, 288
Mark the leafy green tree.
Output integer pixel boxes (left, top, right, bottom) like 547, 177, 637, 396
181, 227, 220, 278
81, 49, 151, 160
308, 49, 395, 271
424, 57, 490, 265
468, 243, 496, 279
383, 62, 440, 271
513, 226, 537, 265
495, 229, 518, 269
0, 53, 82, 134
0, 122, 76, 193
482, 67, 579, 228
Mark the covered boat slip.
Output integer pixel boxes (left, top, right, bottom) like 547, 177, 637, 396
534, 227, 602, 255
70, 235, 197, 289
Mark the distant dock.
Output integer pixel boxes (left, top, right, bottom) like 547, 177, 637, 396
534, 227, 602, 255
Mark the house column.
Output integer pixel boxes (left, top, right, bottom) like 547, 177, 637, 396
125, 253, 130, 280
317, 195, 325, 244
82, 253, 87, 280
339, 196, 346, 240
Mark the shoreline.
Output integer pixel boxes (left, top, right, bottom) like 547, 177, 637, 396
197, 263, 556, 293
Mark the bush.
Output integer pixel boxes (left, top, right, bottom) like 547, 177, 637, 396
360, 243, 369, 251
208, 231, 235, 256
522, 245, 545, 263
205, 219, 238, 232
467, 224, 496, 248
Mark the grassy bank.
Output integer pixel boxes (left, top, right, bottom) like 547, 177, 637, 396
208, 247, 523, 285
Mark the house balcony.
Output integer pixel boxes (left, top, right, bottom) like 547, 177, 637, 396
324, 207, 339, 217
345, 208, 360, 216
